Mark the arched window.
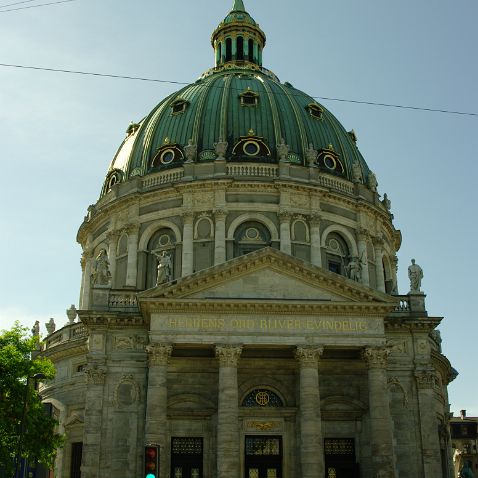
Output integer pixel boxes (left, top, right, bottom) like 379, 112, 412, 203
146, 228, 177, 288
248, 39, 254, 62
325, 233, 349, 276
194, 217, 214, 273
291, 219, 310, 261
242, 389, 284, 408
217, 42, 222, 64
237, 36, 244, 61
234, 221, 271, 257
225, 38, 232, 62
115, 233, 128, 287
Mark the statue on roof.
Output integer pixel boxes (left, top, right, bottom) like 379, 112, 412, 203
408, 259, 423, 293
184, 139, 197, 163
352, 159, 363, 184
277, 138, 289, 162
305, 144, 317, 167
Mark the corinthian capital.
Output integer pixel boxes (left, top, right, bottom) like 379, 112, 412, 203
295, 345, 324, 366
414, 370, 436, 390
146, 343, 173, 366
215, 344, 242, 367
213, 208, 228, 221
362, 346, 390, 368
85, 365, 107, 385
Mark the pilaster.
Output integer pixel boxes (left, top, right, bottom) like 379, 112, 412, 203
357, 228, 370, 286
373, 236, 386, 293
125, 223, 140, 287
181, 211, 194, 276
278, 210, 292, 255
310, 213, 322, 267
214, 209, 227, 265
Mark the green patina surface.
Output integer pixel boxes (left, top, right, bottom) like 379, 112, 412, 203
107, 0, 370, 185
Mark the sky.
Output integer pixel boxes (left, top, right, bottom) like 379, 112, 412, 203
0, 0, 477, 415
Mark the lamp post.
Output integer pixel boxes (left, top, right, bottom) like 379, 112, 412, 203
13, 373, 46, 478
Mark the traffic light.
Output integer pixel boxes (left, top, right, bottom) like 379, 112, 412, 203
144, 445, 159, 478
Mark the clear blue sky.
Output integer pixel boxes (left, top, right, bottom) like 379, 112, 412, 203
0, 0, 477, 415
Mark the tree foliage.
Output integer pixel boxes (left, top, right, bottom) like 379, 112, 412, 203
0, 323, 63, 475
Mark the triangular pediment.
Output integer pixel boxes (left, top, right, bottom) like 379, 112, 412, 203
139, 248, 396, 307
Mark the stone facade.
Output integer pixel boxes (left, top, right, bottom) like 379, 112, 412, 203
39, 2, 456, 478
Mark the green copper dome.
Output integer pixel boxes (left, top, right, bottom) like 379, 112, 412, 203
103, 1, 371, 195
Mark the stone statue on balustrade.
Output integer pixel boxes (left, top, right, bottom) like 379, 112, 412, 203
91, 249, 111, 286
408, 258, 424, 293
45, 318, 56, 336
367, 170, 378, 192
154, 250, 173, 286
346, 256, 362, 282
352, 159, 363, 184
277, 138, 289, 162
184, 139, 197, 163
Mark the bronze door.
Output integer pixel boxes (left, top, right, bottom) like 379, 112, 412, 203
171, 437, 203, 478
244, 436, 282, 478
324, 438, 360, 478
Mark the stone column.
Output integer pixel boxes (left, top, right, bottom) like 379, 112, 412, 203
363, 347, 396, 478
215, 344, 242, 478
415, 370, 442, 478
295, 346, 325, 478
310, 213, 322, 267
391, 255, 399, 294
125, 224, 140, 287
373, 237, 386, 293
357, 229, 370, 286
106, 231, 119, 289
279, 210, 292, 255
214, 209, 227, 265
81, 364, 106, 478
181, 211, 194, 276
145, 343, 173, 478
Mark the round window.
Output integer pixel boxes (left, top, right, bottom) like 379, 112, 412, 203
243, 140, 260, 156
245, 227, 260, 240
158, 234, 171, 247
323, 155, 337, 170
160, 149, 175, 164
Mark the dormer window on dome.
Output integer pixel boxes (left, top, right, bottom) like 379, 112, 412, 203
307, 103, 323, 120
171, 99, 189, 115
101, 170, 123, 197
232, 130, 271, 160
240, 88, 259, 107
317, 146, 345, 176
151, 140, 184, 170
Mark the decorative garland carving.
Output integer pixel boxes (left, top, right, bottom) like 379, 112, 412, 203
215, 344, 242, 366
145, 343, 173, 366
387, 377, 409, 407
114, 374, 140, 408
295, 345, 324, 366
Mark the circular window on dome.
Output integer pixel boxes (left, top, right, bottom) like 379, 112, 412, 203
160, 149, 175, 164
323, 154, 337, 170
108, 174, 119, 189
243, 140, 260, 156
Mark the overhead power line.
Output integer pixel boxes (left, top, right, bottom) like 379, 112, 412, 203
0, 0, 38, 8
0, 62, 476, 118
0, 0, 76, 13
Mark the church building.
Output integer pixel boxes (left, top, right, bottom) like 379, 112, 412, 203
41, 2, 456, 477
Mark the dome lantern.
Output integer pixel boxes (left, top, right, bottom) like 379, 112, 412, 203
211, 0, 266, 68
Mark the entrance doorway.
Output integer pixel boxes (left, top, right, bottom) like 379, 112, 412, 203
244, 435, 282, 478
324, 438, 360, 478
171, 437, 203, 478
